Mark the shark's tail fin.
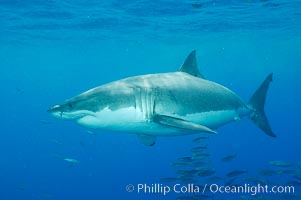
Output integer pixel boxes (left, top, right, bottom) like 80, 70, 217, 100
248, 73, 276, 137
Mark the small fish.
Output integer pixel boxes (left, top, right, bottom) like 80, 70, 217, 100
177, 170, 200, 176
178, 157, 194, 162
192, 136, 208, 143
285, 180, 301, 186
86, 130, 97, 135
192, 153, 211, 157
198, 168, 216, 177
160, 177, 178, 182
191, 3, 202, 9
226, 170, 247, 177
16, 87, 24, 94
176, 170, 188, 175
63, 158, 79, 164
277, 169, 297, 175
192, 155, 210, 160
257, 169, 278, 176
279, 193, 301, 199
263, 2, 281, 8
269, 160, 295, 167
191, 153, 211, 160
293, 174, 301, 181
178, 177, 198, 183
221, 154, 237, 162
224, 177, 236, 185
244, 177, 268, 185
170, 162, 190, 167
178, 174, 194, 180
191, 161, 210, 167
191, 145, 208, 152
206, 176, 224, 182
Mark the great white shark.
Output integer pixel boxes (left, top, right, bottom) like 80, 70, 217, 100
48, 50, 275, 146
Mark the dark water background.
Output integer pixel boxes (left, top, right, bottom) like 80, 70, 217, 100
0, 0, 300, 199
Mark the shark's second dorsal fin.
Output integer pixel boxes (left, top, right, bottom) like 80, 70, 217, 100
179, 50, 204, 78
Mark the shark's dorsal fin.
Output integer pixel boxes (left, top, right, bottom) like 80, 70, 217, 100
179, 50, 205, 78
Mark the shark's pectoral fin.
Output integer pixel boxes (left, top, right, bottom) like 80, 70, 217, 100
153, 114, 217, 134
137, 134, 156, 146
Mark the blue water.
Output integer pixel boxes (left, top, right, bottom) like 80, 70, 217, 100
1, 0, 301, 199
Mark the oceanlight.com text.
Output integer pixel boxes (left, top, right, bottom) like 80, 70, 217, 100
208, 183, 295, 196
125, 183, 296, 196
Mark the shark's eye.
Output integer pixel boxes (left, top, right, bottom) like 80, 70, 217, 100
68, 103, 73, 108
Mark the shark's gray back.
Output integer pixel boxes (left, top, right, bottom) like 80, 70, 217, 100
79, 72, 247, 118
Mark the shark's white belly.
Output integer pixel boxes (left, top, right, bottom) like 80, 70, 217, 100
181, 110, 240, 128
76, 106, 242, 136
77, 107, 144, 130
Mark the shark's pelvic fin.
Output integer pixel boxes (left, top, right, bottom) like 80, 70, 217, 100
248, 73, 276, 137
137, 134, 156, 146
153, 114, 217, 134
179, 50, 205, 78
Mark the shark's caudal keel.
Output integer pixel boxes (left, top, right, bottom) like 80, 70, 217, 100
48, 50, 275, 146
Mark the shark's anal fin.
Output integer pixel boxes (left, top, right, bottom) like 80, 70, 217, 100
153, 114, 217, 134
137, 134, 156, 146
179, 50, 205, 78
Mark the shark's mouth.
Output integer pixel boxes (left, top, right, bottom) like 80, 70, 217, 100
49, 107, 95, 121
63, 110, 96, 120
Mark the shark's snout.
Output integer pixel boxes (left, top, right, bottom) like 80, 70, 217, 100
47, 104, 66, 119
47, 104, 61, 113
47, 102, 94, 120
